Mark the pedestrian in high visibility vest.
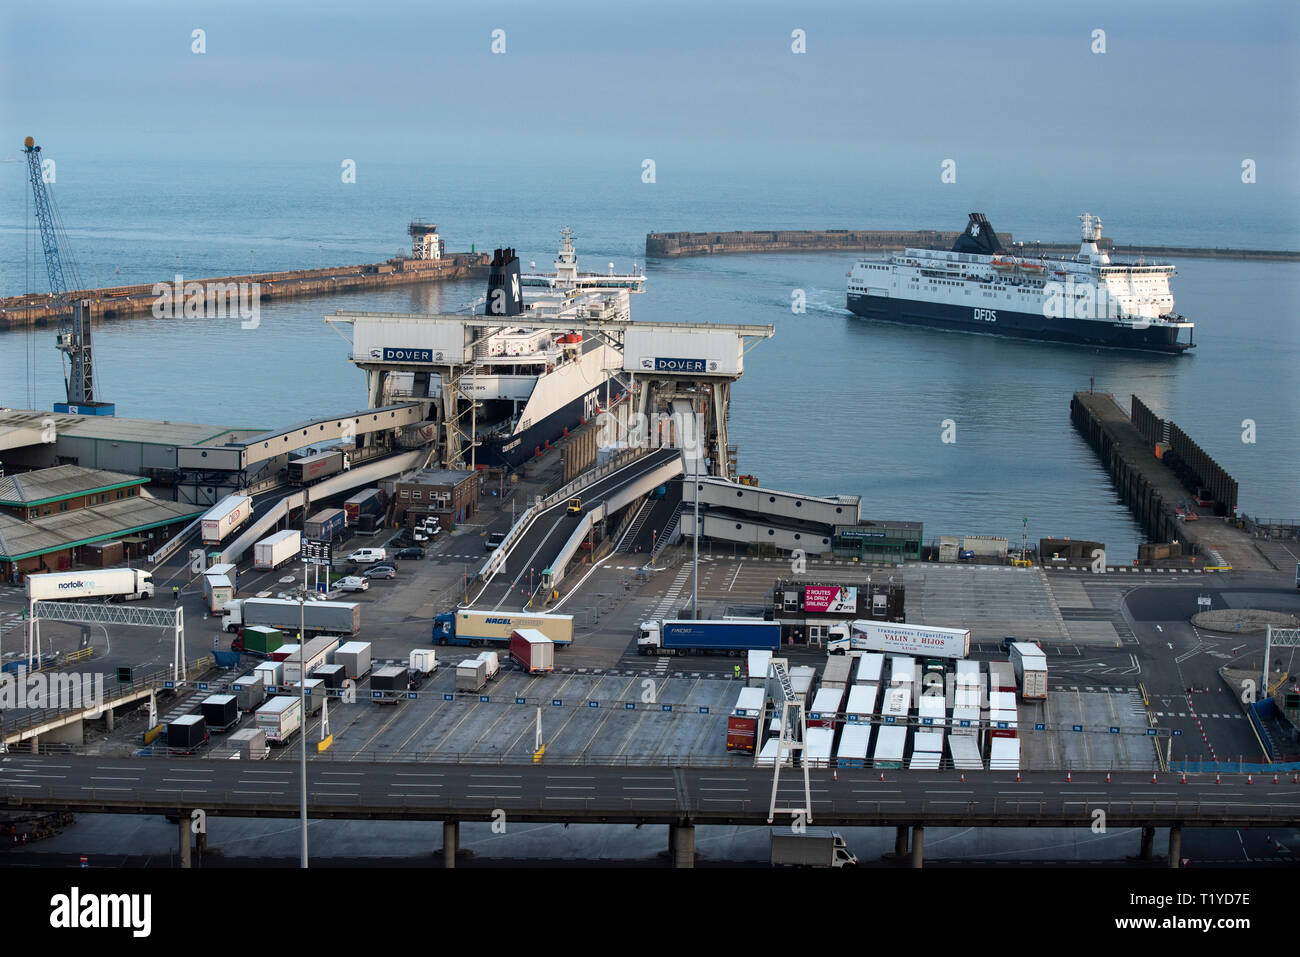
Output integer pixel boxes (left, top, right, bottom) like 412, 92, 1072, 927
172, 585, 179, 603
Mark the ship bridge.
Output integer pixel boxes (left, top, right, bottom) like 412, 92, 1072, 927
327, 311, 774, 478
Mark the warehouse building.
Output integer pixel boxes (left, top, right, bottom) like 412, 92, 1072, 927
0, 465, 202, 582
831, 520, 923, 563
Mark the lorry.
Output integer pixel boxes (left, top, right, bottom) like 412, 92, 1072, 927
206, 561, 239, 590
282, 636, 341, 685
344, 488, 385, 524
304, 507, 346, 543
726, 686, 766, 754
510, 629, 554, 674
237, 625, 283, 657
635, 618, 781, 657
334, 641, 372, 679
1009, 642, 1048, 700
201, 573, 235, 613
432, 609, 573, 649
201, 494, 252, 545
370, 665, 409, 703
25, 567, 154, 602
769, 829, 858, 868
255, 696, 302, 744
253, 529, 302, 571
455, 657, 489, 692
288, 449, 346, 485
408, 649, 438, 689
200, 694, 239, 732
808, 686, 845, 729
474, 651, 500, 680
224, 597, 361, 638
828, 620, 970, 660
821, 654, 853, 691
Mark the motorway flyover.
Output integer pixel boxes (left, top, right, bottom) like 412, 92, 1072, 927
0, 756, 1293, 866
473, 447, 684, 609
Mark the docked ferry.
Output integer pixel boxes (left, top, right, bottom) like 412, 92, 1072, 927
846, 213, 1195, 354
384, 243, 634, 470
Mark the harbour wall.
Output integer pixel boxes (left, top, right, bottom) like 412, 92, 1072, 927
646, 229, 1299, 262
0, 253, 490, 329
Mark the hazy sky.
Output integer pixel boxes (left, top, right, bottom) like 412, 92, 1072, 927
3, 0, 1297, 191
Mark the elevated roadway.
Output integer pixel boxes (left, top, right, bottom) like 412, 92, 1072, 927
473, 447, 683, 609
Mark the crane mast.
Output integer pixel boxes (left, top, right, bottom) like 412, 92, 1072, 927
23, 135, 109, 414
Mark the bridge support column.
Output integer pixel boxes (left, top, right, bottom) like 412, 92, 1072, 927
1139, 826, 1155, 860
1168, 825, 1182, 868
443, 820, 458, 868
104, 708, 114, 732
27, 734, 38, 754
178, 816, 191, 869
910, 826, 925, 869
894, 826, 909, 858
670, 824, 695, 868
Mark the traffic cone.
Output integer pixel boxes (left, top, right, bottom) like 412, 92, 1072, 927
1274, 774, 1279, 784
1152, 772, 1158, 784
1247, 774, 1253, 784
1106, 771, 1111, 784
833, 769, 838, 781
960, 773, 965, 783
1066, 770, 1072, 783
880, 772, 885, 782
1181, 771, 1187, 784
1215, 773, 1221, 784
1016, 771, 1021, 783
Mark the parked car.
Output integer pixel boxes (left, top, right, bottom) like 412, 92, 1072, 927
394, 546, 426, 560
336, 576, 369, 592
485, 532, 506, 551
364, 564, 397, 580
566, 497, 583, 514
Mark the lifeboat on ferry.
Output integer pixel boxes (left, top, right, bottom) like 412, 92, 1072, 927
991, 257, 1017, 270
1020, 261, 1045, 271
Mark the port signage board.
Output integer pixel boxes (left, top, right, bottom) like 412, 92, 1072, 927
804, 585, 856, 613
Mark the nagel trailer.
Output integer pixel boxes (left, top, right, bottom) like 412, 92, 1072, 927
836, 723, 872, 768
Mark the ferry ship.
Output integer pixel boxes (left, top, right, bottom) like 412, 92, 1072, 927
386, 241, 636, 470
845, 213, 1195, 354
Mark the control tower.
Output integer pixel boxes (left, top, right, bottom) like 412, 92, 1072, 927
408, 221, 443, 260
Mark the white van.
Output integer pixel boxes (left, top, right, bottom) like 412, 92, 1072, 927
347, 547, 386, 564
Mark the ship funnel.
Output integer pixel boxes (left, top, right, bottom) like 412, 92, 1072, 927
486, 247, 523, 317
950, 212, 1004, 255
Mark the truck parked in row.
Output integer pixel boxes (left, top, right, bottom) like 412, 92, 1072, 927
828, 620, 971, 660
254, 529, 302, 571
25, 567, 154, 603
304, 507, 346, 544
1009, 642, 1048, 700
202, 571, 235, 613
454, 650, 500, 692
511, 629, 554, 675
636, 618, 781, 656
344, 488, 385, 524
432, 609, 573, 648
225, 597, 360, 638
201, 494, 252, 545
256, 696, 302, 744
769, 830, 858, 868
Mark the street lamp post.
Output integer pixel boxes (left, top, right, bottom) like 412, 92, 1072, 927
298, 592, 308, 868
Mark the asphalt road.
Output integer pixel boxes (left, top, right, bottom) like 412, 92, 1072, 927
473, 448, 682, 611
2, 754, 1297, 828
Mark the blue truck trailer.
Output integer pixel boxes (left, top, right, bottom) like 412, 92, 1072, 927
636, 618, 781, 656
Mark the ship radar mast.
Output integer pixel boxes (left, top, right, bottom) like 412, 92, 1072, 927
1078, 212, 1109, 265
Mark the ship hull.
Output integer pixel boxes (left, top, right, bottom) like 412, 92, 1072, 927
477, 381, 618, 469
847, 293, 1193, 354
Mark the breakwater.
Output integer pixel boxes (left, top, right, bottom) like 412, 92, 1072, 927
646, 229, 1299, 262
0, 253, 490, 328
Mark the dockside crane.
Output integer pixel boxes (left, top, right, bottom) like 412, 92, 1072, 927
22, 135, 112, 415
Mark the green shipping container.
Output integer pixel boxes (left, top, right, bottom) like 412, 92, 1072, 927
243, 625, 283, 655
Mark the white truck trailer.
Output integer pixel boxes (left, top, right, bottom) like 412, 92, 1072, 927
25, 568, 154, 602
